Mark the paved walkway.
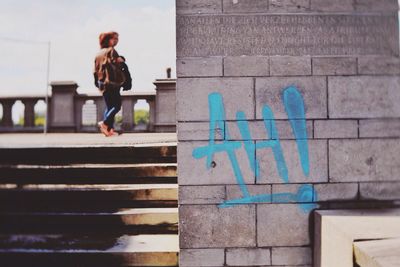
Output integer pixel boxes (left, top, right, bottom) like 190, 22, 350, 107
0, 133, 177, 148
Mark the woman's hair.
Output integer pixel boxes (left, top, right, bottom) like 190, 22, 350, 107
99, 31, 118, 48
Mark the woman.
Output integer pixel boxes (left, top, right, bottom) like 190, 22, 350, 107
93, 31, 126, 136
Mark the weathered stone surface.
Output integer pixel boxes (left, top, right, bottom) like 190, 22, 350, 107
177, 78, 254, 121
328, 76, 400, 119
329, 139, 400, 182
270, 56, 311, 76
179, 141, 256, 185
224, 56, 269, 76
177, 58, 223, 77
272, 120, 313, 139
358, 56, 400, 75
256, 77, 327, 120
269, 0, 310, 12
222, 0, 269, 13
359, 119, 400, 138
272, 184, 314, 203
310, 0, 354, 12
226, 248, 271, 266
272, 247, 312, 265
225, 119, 313, 140
226, 184, 272, 202
180, 205, 256, 248
314, 120, 358, 139
176, 0, 222, 14
314, 183, 359, 202
180, 249, 224, 267
312, 57, 357, 75
178, 122, 224, 141
354, 0, 399, 12
257, 204, 311, 246
257, 140, 328, 184
360, 182, 400, 200
177, 15, 399, 57
180, 186, 226, 204
226, 121, 271, 141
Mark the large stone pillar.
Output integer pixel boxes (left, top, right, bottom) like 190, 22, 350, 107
176, 1, 400, 266
153, 79, 176, 132
48, 81, 78, 132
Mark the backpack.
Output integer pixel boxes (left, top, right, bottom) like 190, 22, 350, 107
103, 48, 126, 88
120, 61, 132, 91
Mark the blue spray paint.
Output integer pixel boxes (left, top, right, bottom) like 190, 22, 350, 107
192, 87, 318, 213
236, 111, 260, 180
283, 86, 310, 177
192, 93, 250, 198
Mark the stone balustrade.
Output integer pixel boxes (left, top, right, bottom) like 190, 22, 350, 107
0, 79, 176, 133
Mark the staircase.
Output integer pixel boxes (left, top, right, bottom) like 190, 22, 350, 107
0, 144, 178, 266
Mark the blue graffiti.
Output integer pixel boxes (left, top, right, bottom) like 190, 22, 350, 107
192, 86, 318, 213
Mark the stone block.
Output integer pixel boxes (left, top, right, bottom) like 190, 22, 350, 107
222, 0, 269, 13
226, 121, 271, 141
176, 0, 222, 14
177, 58, 223, 77
314, 120, 358, 139
329, 139, 400, 182
226, 248, 271, 266
328, 76, 400, 119
257, 204, 311, 246
178, 122, 224, 141
180, 186, 226, 204
224, 56, 269, 77
312, 57, 357, 75
179, 205, 256, 248
272, 120, 313, 139
310, 0, 354, 12
354, 0, 399, 12
226, 184, 272, 202
180, 249, 224, 267
360, 182, 400, 200
272, 247, 312, 265
358, 56, 400, 75
256, 77, 327, 120
272, 184, 314, 203
179, 141, 256, 185
269, 0, 310, 12
314, 183, 358, 202
270, 56, 311, 76
359, 119, 400, 138
177, 78, 254, 121
257, 140, 328, 184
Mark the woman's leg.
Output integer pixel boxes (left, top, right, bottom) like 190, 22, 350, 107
103, 88, 121, 130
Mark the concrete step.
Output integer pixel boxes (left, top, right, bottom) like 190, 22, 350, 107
0, 145, 177, 165
0, 184, 178, 212
0, 208, 178, 234
0, 164, 177, 184
354, 238, 400, 267
0, 234, 178, 266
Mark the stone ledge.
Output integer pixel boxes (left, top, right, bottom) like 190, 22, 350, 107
314, 209, 400, 267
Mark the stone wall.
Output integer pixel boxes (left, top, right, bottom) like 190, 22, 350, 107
176, 0, 400, 266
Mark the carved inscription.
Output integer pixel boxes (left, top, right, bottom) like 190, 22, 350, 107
177, 15, 399, 57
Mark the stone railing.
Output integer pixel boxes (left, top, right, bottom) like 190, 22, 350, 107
0, 79, 176, 133
0, 96, 46, 132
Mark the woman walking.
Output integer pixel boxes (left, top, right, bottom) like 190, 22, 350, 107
93, 31, 126, 136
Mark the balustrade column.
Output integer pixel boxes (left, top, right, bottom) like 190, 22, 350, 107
22, 99, 37, 127
122, 98, 134, 131
0, 100, 15, 127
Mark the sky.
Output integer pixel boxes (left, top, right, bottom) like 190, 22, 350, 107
0, 0, 176, 99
